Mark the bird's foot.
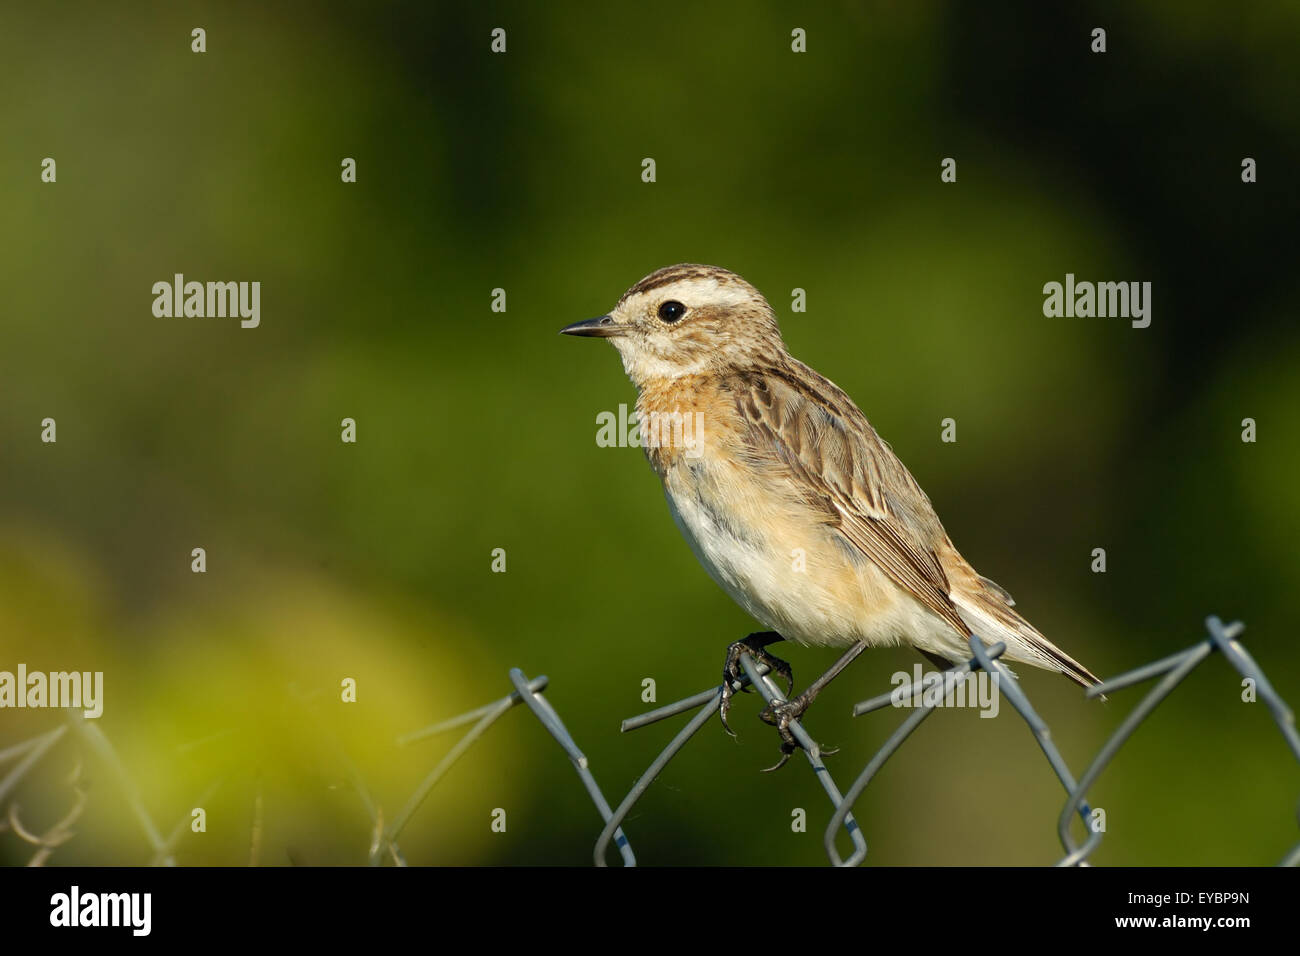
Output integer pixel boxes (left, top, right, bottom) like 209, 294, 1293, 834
719, 633, 793, 737
757, 692, 838, 773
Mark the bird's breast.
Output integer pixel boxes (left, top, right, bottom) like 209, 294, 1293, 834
638, 374, 914, 648
659, 450, 882, 647
661, 455, 785, 619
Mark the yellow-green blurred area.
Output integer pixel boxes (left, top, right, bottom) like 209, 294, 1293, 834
1, 1, 1297, 865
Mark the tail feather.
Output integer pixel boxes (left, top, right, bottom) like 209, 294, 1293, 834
955, 586, 1100, 690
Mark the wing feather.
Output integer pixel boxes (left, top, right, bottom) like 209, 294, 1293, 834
733, 364, 971, 638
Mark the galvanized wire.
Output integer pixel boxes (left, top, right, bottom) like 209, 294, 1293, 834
1057, 616, 1300, 866
599, 614, 1298, 866
4, 616, 1295, 866
382, 614, 1297, 866
825, 641, 1009, 866
388, 669, 636, 866
599, 655, 870, 865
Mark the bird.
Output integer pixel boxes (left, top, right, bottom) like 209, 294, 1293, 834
561, 264, 1100, 768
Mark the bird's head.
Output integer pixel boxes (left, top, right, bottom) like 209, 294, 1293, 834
560, 264, 786, 387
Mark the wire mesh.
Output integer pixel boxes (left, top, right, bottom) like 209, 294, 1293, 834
391, 613, 1298, 866
2, 616, 1295, 866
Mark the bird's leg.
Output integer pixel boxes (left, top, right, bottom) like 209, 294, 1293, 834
918, 649, 955, 672
758, 641, 868, 771
719, 631, 793, 736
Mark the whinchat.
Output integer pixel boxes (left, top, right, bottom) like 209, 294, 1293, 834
563, 264, 1099, 766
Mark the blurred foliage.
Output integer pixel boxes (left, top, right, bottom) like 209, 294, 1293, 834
1, 1, 1296, 865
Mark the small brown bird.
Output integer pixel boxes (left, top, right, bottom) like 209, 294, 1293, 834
563, 264, 1099, 766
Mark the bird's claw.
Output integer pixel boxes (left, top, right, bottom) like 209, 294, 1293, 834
759, 711, 800, 772
760, 747, 795, 773
717, 634, 836, 771
756, 694, 836, 770
719, 636, 793, 736
759, 695, 806, 748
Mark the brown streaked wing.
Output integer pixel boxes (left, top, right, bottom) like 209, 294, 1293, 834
734, 364, 971, 638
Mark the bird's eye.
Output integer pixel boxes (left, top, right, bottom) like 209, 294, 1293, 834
658, 300, 686, 323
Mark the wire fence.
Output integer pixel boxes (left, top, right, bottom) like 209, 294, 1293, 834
396, 614, 1300, 867
3, 615, 1297, 866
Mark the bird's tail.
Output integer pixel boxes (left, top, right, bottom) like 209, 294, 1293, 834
954, 580, 1101, 690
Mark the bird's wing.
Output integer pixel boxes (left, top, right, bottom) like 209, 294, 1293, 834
733, 364, 972, 637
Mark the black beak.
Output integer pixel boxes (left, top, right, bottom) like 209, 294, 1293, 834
559, 315, 621, 338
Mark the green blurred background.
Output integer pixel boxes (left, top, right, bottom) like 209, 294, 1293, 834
2, 1, 1297, 866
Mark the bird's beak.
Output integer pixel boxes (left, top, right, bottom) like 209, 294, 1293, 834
559, 315, 622, 338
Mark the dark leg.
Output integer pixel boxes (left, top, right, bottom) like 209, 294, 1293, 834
719, 631, 793, 736
758, 641, 868, 771
918, 649, 954, 672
